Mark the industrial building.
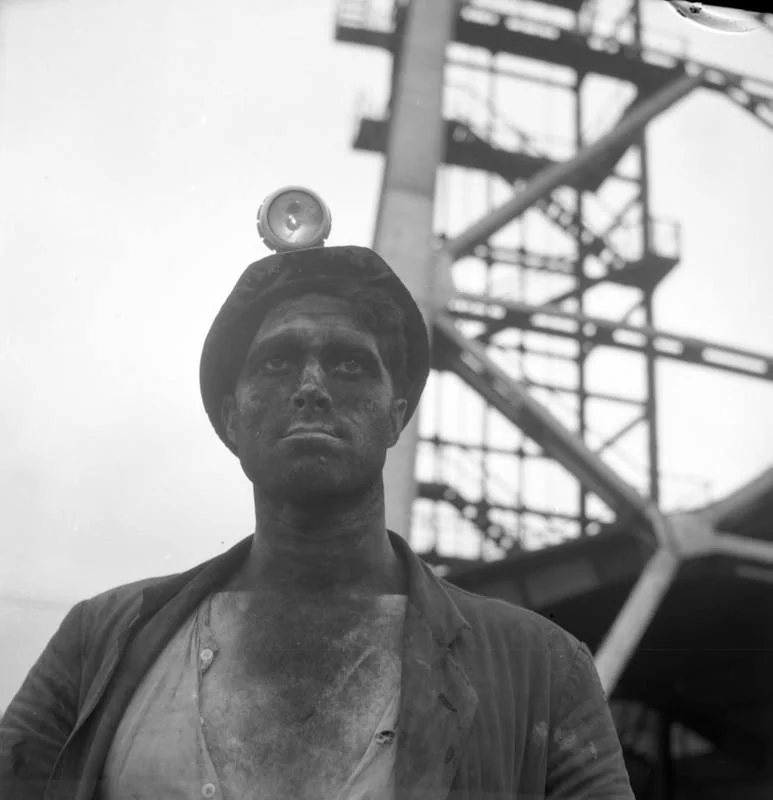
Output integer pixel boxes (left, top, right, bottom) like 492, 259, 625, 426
335, 0, 773, 796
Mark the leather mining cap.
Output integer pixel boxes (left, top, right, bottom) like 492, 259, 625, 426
199, 245, 431, 454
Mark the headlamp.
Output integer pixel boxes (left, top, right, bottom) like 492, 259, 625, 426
256, 186, 333, 252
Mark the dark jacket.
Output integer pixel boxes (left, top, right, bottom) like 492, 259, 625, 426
0, 532, 634, 799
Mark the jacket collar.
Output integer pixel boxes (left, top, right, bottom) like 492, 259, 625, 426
387, 529, 470, 647
138, 534, 254, 620
75, 536, 253, 727
67, 530, 478, 800
387, 531, 479, 798
135, 529, 472, 645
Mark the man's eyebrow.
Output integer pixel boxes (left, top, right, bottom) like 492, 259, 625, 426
245, 330, 384, 368
326, 339, 381, 362
249, 330, 301, 355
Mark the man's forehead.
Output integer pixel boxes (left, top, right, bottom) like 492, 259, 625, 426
250, 293, 375, 347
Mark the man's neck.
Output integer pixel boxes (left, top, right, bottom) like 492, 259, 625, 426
226, 482, 408, 599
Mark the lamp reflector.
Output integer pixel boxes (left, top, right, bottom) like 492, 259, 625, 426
257, 186, 332, 252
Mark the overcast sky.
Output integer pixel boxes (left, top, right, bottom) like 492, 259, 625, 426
0, 0, 772, 704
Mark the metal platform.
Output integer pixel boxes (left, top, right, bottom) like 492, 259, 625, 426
437, 468, 773, 791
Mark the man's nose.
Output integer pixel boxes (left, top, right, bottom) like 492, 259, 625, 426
292, 362, 332, 411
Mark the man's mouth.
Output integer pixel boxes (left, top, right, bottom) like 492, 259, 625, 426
282, 424, 340, 439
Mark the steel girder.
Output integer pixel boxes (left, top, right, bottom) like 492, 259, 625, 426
448, 293, 773, 383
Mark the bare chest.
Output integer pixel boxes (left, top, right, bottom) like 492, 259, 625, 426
198, 592, 405, 800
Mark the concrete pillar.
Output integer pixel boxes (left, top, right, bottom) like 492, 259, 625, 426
373, 0, 458, 541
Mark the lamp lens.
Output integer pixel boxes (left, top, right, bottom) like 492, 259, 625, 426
266, 191, 326, 247
256, 186, 332, 252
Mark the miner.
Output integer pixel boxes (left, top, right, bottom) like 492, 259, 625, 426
0, 188, 634, 799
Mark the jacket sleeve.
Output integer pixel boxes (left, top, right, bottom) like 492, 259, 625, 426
546, 642, 635, 799
0, 601, 85, 799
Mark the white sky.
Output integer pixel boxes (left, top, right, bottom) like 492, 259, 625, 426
0, 0, 772, 656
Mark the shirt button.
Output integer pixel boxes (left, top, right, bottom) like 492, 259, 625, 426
200, 648, 214, 664
202, 783, 216, 798
375, 729, 395, 745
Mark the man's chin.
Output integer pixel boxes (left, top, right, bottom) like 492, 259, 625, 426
259, 461, 379, 507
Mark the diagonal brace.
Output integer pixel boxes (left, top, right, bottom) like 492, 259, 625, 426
595, 547, 680, 695
444, 72, 704, 261
434, 313, 654, 528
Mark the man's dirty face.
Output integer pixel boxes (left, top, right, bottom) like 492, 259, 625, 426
222, 293, 407, 505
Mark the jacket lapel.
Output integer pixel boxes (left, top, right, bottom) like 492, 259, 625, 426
44, 622, 142, 800
390, 533, 479, 799
45, 536, 254, 800
73, 536, 253, 739
75, 626, 137, 728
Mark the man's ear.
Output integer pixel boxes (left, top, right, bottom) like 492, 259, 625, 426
220, 395, 239, 448
388, 397, 408, 448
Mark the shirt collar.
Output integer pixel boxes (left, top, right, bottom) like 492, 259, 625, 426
138, 529, 470, 650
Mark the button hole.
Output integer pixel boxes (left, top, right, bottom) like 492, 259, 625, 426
438, 693, 457, 712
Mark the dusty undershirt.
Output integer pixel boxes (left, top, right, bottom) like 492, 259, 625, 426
100, 590, 407, 800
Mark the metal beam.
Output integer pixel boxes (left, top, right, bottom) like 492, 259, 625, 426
448, 293, 773, 382
340, 3, 773, 100
535, 195, 627, 272
700, 466, 773, 528
371, 0, 458, 542
534, 269, 623, 309
418, 479, 596, 524
712, 533, 773, 566
433, 313, 654, 527
595, 547, 680, 695
447, 55, 573, 90
444, 72, 704, 260
518, 381, 645, 408
593, 413, 645, 457
474, 245, 577, 275
421, 436, 544, 458
601, 193, 641, 240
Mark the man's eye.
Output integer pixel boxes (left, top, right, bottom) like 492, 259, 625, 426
263, 356, 289, 372
338, 358, 364, 375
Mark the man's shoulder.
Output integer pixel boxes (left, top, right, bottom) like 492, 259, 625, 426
74, 569, 187, 632
437, 574, 582, 657
84, 570, 182, 607
79, 537, 248, 616
431, 575, 592, 706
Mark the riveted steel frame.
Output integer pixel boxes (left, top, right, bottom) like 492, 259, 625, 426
335, 0, 773, 694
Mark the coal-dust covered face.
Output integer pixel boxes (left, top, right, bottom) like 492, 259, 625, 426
221, 293, 408, 507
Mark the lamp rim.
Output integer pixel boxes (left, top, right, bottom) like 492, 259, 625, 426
256, 185, 332, 253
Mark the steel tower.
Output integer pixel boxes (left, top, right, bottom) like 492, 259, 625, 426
336, 1, 773, 795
